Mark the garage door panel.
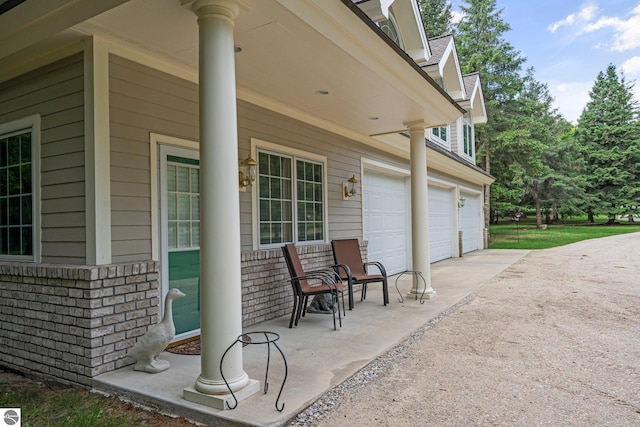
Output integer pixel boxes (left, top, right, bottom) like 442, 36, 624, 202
364, 171, 408, 275
429, 186, 454, 262
461, 194, 480, 253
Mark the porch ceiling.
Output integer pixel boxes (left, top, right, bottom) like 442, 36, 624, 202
0, 0, 463, 140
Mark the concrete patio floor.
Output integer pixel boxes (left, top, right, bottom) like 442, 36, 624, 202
93, 249, 529, 427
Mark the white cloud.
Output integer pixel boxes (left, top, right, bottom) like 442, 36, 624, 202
451, 10, 464, 24
552, 2, 640, 51
581, 6, 640, 51
621, 57, 640, 106
549, 81, 594, 124
548, 2, 599, 32
621, 56, 640, 76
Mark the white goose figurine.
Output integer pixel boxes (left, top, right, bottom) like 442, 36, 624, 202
128, 288, 185, 373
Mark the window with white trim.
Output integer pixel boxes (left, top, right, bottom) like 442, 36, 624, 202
431, 126, 448, 146
257, 149, 325, 247
165, 156, 200, 250
0, 126, 34, 258
377, 11, 404, 48
462, 113, 474, 158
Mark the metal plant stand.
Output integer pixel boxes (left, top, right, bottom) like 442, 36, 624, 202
220, 331, 287, 412
395, 270, 427, 304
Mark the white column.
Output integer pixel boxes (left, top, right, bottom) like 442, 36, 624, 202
406, 121, 436, 299
184, 0, 258, 408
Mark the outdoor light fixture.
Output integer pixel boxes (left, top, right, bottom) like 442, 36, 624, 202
238, 155, 257, 190
458, 196, 466, 208
343, 175, 359, 200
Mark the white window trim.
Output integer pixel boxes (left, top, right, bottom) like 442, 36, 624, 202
0, 115, 41, 262
250, 138, 328, 250
459, 116, 474, 161
430, 125, 450, 149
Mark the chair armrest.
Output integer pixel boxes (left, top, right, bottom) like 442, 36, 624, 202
290, 270, 341, 290
332, 263, 352, 280
363, 261, 387, 277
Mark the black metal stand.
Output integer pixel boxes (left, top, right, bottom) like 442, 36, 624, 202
394, 270, 427, 304
219, 331, 287, 412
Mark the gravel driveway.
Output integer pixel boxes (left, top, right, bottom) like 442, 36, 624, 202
291, 232, 640, 426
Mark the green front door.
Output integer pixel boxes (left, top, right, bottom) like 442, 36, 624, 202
164, 153, 200, 336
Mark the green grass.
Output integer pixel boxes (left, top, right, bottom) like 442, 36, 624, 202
489, 219, 640, 249
0, 385, 133, 427
0, 371, 194, 427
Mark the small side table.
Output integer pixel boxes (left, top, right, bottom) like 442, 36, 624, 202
394, 270, 427, 304
220, 331, 287, 412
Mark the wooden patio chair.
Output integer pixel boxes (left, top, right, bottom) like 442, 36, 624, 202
282, 243, 345, 330
331, 238, 389, 310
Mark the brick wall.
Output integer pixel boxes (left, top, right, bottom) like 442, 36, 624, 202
0, 261, 160, 387
0, 243, 367, 386
240, 242, 367, 327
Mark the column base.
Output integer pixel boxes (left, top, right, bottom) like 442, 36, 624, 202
184, 379, 260, 410
406, 288, 437, 300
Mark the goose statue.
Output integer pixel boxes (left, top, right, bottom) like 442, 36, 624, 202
127, 288, 185, 373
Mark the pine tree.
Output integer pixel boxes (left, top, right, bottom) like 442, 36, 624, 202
418, 0, 453, 37
453, 0, 526, 222
575, 64, 640, 223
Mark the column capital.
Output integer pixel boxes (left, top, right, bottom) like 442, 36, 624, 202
184, 0, 249, 21
403, 120, 428, 131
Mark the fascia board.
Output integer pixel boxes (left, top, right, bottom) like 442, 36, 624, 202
373, 134, 494, 186
427, 148, 494, 185
0, 0, 131, 59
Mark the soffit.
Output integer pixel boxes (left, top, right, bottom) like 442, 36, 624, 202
1, 0, 463, 140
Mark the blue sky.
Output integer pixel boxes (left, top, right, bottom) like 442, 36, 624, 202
450, 0, 640, 123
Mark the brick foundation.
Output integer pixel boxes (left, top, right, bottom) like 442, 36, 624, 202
0, 242, 367, 386
0, 262, 160, 387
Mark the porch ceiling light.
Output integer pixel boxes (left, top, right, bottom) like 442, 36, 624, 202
343, 175, 359, 200
458, 196, 466, 208
239, 155, 257, 190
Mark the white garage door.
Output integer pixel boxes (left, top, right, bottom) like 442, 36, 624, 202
363, 171, 408, 275
461, 194, 480, 253
429, 186, 454, 262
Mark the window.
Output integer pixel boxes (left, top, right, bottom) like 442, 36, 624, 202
0, 125, 34, 258
377, 12, 403, 48
431, 126, 448, 145
257, 148, 325, 247
463, 113, 474, 157
166, 156, 200, 250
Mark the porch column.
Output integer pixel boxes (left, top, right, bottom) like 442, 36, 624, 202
406, 121, 436, 299
184, 0, 258, 407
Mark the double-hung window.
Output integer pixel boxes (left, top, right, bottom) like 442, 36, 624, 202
0, 116, 39, 260
257, 147, 326, 247
462, 113, 474, 158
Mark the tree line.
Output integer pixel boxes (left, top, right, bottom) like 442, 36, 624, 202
420, 0, 640, 226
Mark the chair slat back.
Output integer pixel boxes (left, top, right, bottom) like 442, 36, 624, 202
282, 243, 308, 288
331, 239, 367, 276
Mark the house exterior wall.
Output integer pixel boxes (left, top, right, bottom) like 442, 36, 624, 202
109, 54, 199, 263
0, 51, 480, 385
0, 54, 87, 264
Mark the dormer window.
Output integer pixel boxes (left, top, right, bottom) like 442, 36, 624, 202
431, 126, 448, 147
377, 12, 403, 48
462, 112, 474, 158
